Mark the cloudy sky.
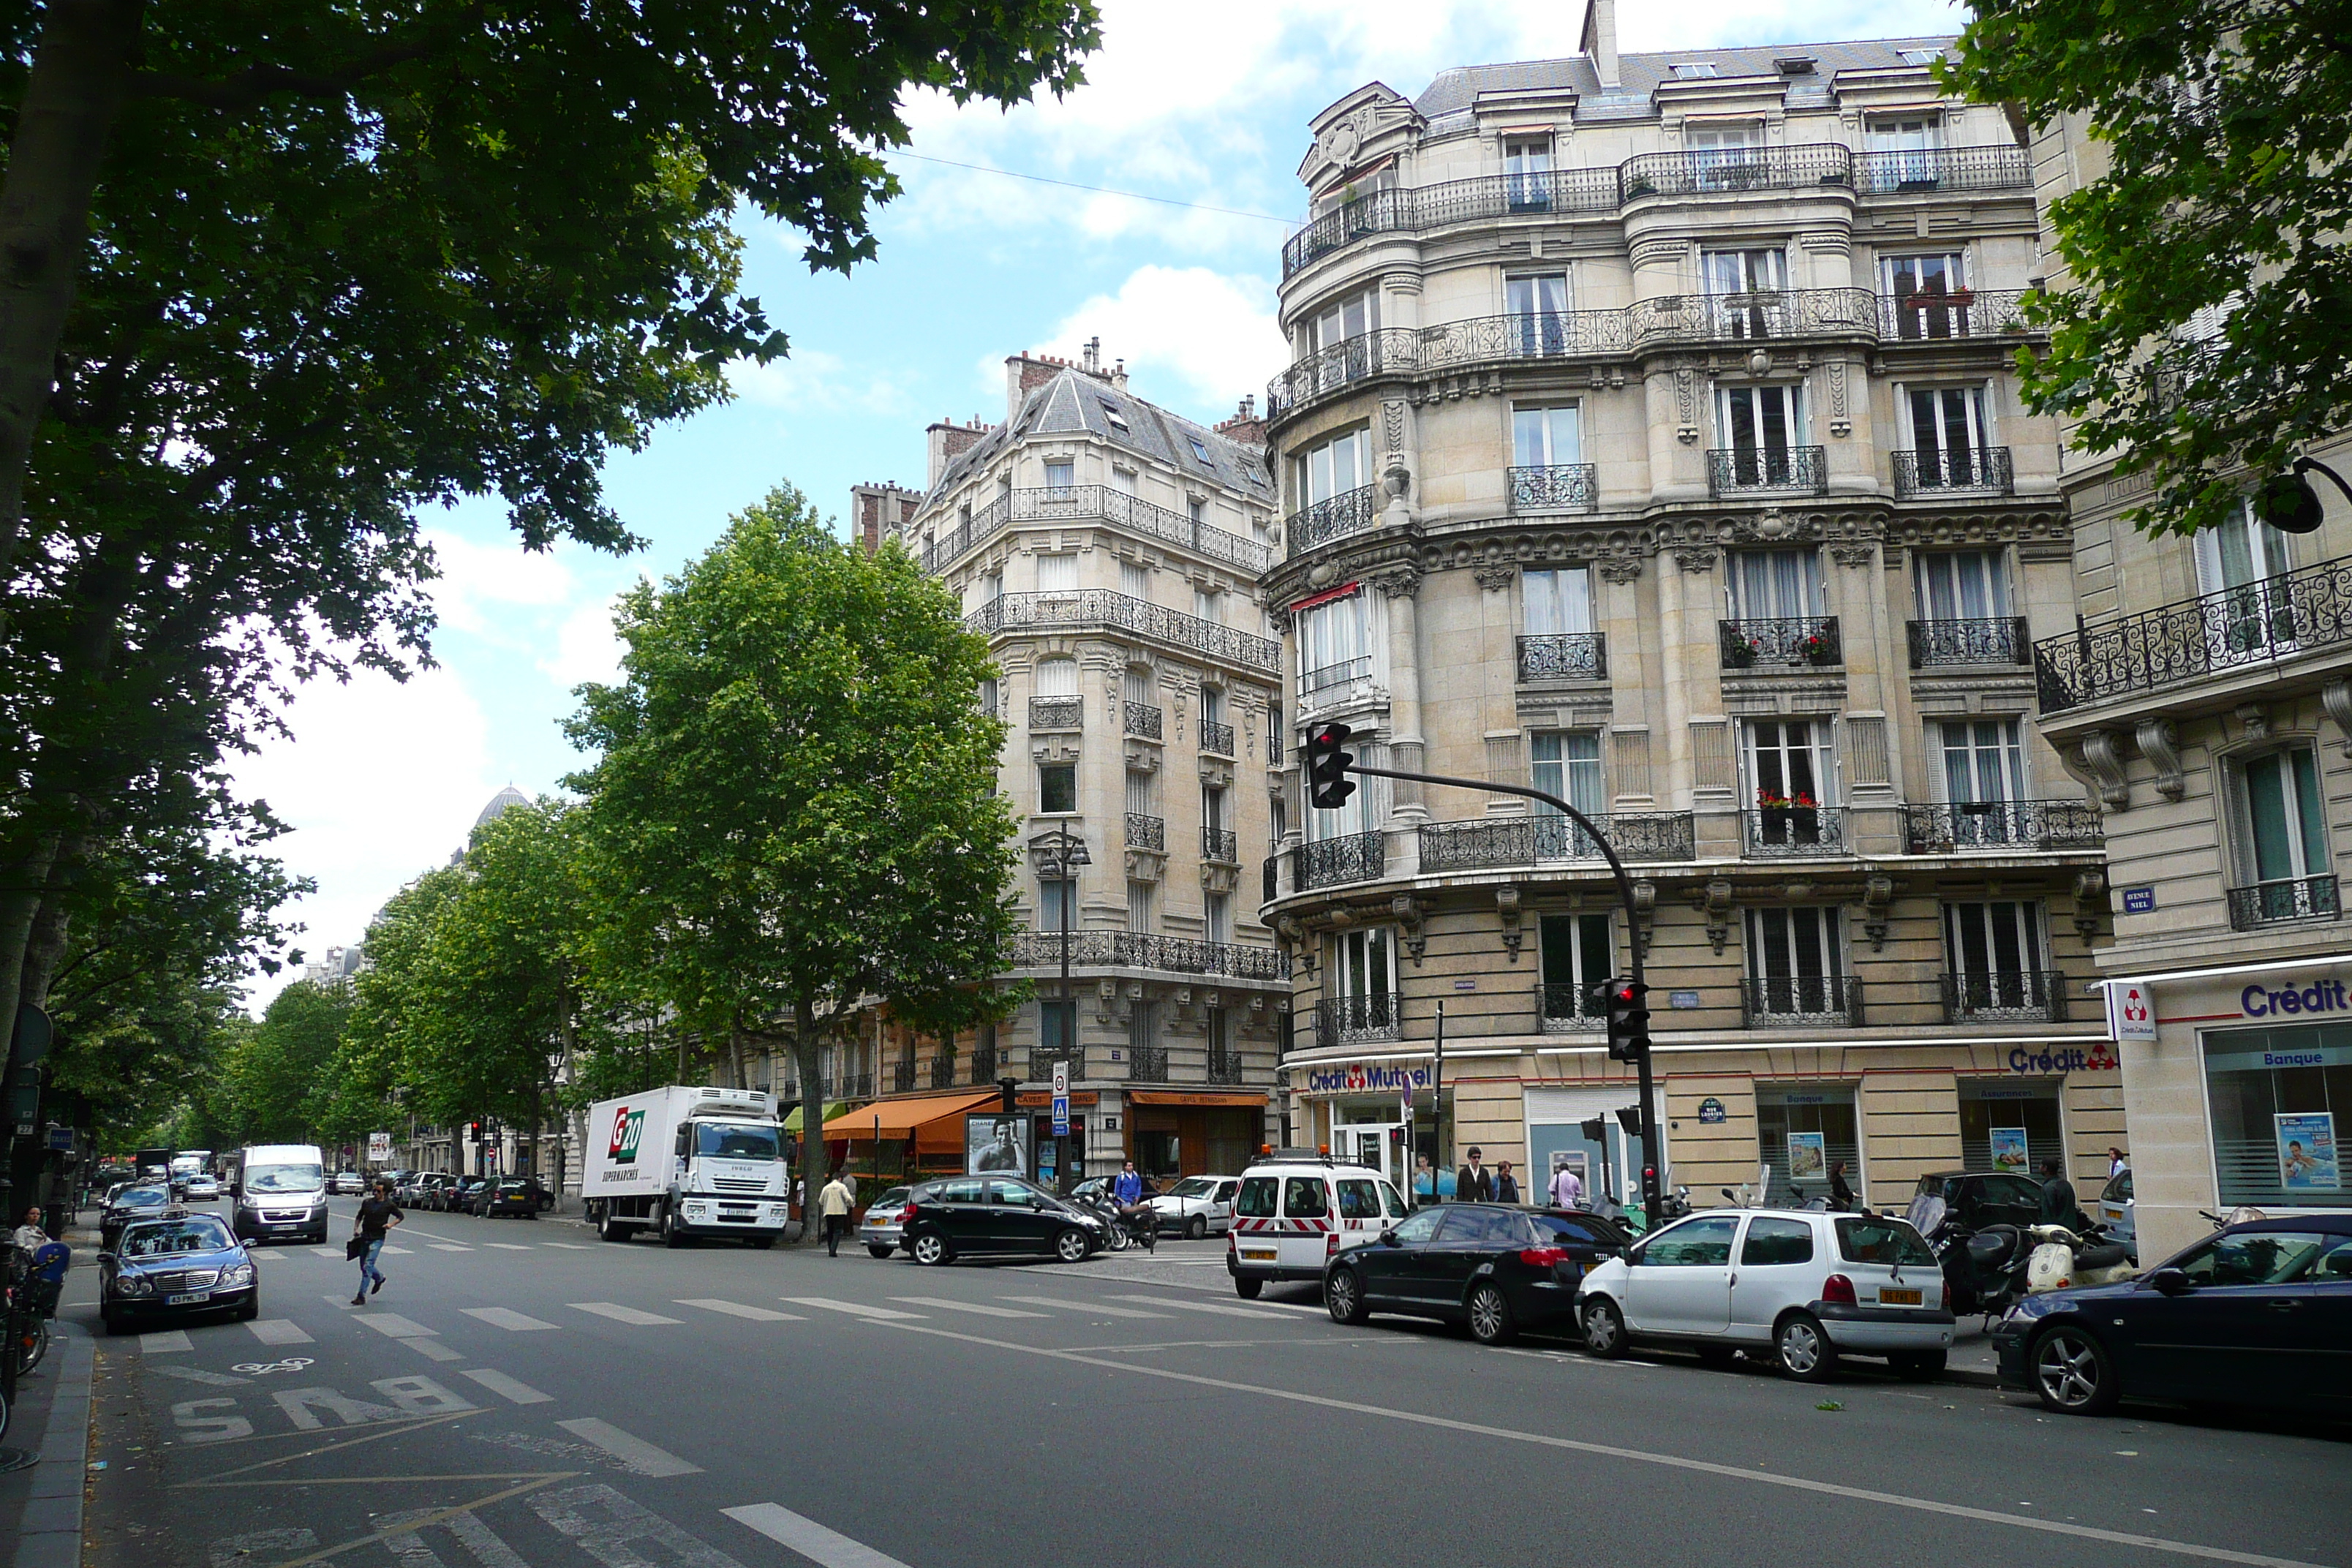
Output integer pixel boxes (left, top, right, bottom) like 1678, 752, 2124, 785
233, 0, 1967, 1007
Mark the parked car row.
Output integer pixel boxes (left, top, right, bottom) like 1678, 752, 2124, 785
388, 1173, 554, 1215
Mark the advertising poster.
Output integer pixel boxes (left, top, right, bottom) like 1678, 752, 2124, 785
965, 1112, 1028, 1176
1786, 1131, 1826, 1182
2274, 1112, 2339, 1191
1989, 1127, 2030, 1174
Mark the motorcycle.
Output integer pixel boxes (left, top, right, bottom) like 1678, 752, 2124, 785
1907, 1192, 2030, 1322
2024, 1219, 2136, 1294
1064, 1194, 1131, 1251
1116, 1199, 1159, 1253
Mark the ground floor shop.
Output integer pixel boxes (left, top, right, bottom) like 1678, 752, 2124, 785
818, 1086, 1271, 1192
1286, 1032, 2124, 1214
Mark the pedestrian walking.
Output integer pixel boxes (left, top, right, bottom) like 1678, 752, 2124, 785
818, 1169, 855, 1257
1455, 1147, 1493, 1204
2108, 1146, 2128, 1179
1548, 1160, 1584, 1211
1828, 1159, 1855, 1212
1492, 1161, 1521, 1205
2037, 1155, 2084, 1229
350, 1179, 403, 1305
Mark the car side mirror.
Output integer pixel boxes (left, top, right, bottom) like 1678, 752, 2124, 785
2147, 1267, 2193, 1297
1379, 1229, 1401, 1247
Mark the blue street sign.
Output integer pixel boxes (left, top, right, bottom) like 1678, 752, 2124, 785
1052, 1096, 1070, 1137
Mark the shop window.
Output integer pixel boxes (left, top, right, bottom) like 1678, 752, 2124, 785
1957, 1080, 2065, 1175
1135, 1131, 1180, 1179
2203, 1025, 2350, 1207
1756, 1085, 1861, 1202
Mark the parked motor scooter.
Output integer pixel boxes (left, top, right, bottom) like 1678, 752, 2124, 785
2024, 1220, 2136, 1293
1909, 1191, 2030, 1322
1116, 1199, 1158, 1252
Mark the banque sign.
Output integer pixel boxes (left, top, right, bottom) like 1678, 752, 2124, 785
1302, 1060, 1436, 1095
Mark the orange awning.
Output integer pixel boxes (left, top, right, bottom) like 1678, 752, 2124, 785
1126, 1091, 1267, 1108
821, 1090, 1000, 1144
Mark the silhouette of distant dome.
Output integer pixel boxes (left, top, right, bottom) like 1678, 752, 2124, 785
475, 785, 532, 828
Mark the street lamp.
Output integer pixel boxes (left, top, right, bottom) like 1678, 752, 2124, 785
1029, 829, 1090, 1193
2257, 456, 2352, 535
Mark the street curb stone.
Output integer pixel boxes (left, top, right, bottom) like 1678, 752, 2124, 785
11, 1323, 94, 1568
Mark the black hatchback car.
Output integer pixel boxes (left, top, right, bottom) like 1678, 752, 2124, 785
100, 1213, 259, 1333
1994, 1213, 2352, 1416
1324, 1204, 1629, 1346
483, 1178, 551, 1218
900, 1176, 1107, 1266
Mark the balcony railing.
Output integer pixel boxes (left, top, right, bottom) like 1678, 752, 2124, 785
967, 589, 1282, 674
1852, 144, 2034, 195
928, 1055, 957, 1090
1741, 806, 1847, 857
1009, 930, 1289, 980
1537, 983, 1606, 1033
2228, 875, 2342, 930
1285, 484, 1382, 555
1902, 801, 2104, 853
1124, 702, 1162, 740
1942, 970, 2070, 1023
1317, 992, 1403, 1047
891, 1061, 916, 1093
1207, 1048, 1245, 1085
1200, 719, 1235, 756
1908, 617, 2028, 668
1028, 1049, 1083, 1085
1281, 167, 1622, 276
1879, 287, 2036, 342
1622, 142, 1855, 200
1029, 694, 1082, 729
1515, 633, 1608, 682
1721, 617, 1841, 669
2034, 555, 2352, 714
842, 1072, 873, 1098
1627, 287, 1879, 347
1202, 826, 1237, 863
922, 485, 1272, 575
1292, 831, 1384, 890
1708, 445, 1828, 496
970, 1043, 997, 1084
1299, 654, 1374, 701
1127, 1046, 1169, 1083
1508, 464, 1599, 513
1741, 974, 1864, 1027
1125, 812, 1165, 852
1893, 446, 2014, 496
1419, 812, 1695, 872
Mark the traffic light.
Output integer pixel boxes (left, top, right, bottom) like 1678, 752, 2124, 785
1599, 977, 1651, 1063
1305, 723, 1357, 810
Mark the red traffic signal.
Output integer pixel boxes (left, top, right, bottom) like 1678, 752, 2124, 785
1305, 723, 1357, 810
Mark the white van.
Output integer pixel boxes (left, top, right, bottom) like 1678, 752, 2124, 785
230, 1143, 330, 1245
1226, 1155, 1411, 1298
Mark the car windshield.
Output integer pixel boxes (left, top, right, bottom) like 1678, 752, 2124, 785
696, 1123, 780, 1161
2177, 1230, 2332, 1286
245, 1163, 324, 1194
1165, 1178, 1215, 1198
121, 1218, 235, 1257
115, 1186, 166, 1207
874, 1188, 908, 1209
1836, 1216, 1936, 1267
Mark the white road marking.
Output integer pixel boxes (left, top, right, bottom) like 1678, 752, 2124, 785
246, 1319, 313, 1346
382, 1245, 415, 1255
540, 1243, 592, 1250
781, 1297, 925, 1321
461, 1307, 562, 1332
674, 1299, 804, 1322
310, 1246, 346, 1260
569, 1302, 683, 1326
552, 1419, 702, 1477
139, 1330, 193, 1354
723, 1503, 914, 1567
426, 1243, 474, 1253
999, 1295, 1171, 1319
1107, 1292, 1286, 1319
458, 1368, 553, 1406
535, 1484, 744, 1565
886, 1297, 1047, 1319
483, 1243, 535, 1251
342, 1309, 438, 1339
402, 1338, 465, 1362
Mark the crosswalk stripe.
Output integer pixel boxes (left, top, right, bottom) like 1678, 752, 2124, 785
999, 1294, 1171, 1319
461, 1307, 561, 1332
458, 1368, 553, 1406
540, 1243, 592, 1250
674, 1299, 804, 1322
382, 1245, 414, 1255
483, 1243, 535, 1251
568, 1302, 683, 1326
1106, 1293, 1286, 1319
402, 1337, 465, 1362
246, 1319, 312, 1346
138, 1329, 192, 1354
426, 1243, 474, 1253
723, 1503, 913, 1567
309, 1246, 344, 1261
780, 1297, 925, 1321
886, 1297, 1047, 1319
329, 1304, 438, 1338
552, 1417, 701, 1477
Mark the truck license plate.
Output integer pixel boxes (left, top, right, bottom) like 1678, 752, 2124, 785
1880, 1287, 1922, 1305
166, 1292, 210, 1305
1241, 1248, 1277, 1262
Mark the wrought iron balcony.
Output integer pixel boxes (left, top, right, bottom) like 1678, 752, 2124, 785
1285, 483, 1382, 555
842, 1073, 873, 1098
1627, 287, 1877, 347
1124, 701, 1162, 740
1317, 992, 1403, 1047
1741, 974, 1864, 1028
890, 1061, 917, 1093
1028, 1049, 1083, 1085
1741, 805, 1847, 857
1893, 446, 2014, 496
1202, 826, 1238, 863
1207, 1048, 1245, 1085
2228, 875, 2341, 930
1537, 983, 1606, 1033
1908, 617, 2028, 668
1281, 168, 1621, 276
921, 485, 1271, 575
1903, 801, 2104, 853
2034, 554, 2352, 714
1707, 445, 1828, 496
1515, 633, 1608, 682
1852, 144, 2033, 195
1942, 970, 2070, 1023
1125, 812, 1165, 853
1298, 655, 1376, 709
1127, 1046, 1169, 1083
1264, 328, 1420, 415
970, 1043, 996, 1083
928, 1055, 957, 1090
1621, 142, 1854, 200
966, 589, 1282, 674
1199, 719, 1235, 756
1292, 830, 1384, 891
1028, 694, 1082, 729
1008, 930, 1289, 980
1418, 310, 1635, 368
1879, 288, 2035, 341
1509, 464, 1599, 513
1721, 617, 1841, 668
1419, 813, 1695, 873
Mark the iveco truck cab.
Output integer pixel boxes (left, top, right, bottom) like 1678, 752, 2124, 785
581, 1086, 790, 1247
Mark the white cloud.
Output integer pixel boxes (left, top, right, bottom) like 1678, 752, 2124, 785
726, 347, 914, 415
423, 529, 577, 638
539, 594, 628, 690
1039, 265, 1287, 410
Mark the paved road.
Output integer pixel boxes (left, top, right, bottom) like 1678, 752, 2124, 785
70, 1199, 2351, 1568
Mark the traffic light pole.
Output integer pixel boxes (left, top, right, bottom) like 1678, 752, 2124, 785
1337, 760, 1663, 1225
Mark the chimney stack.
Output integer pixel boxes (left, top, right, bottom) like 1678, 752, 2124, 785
1082, 336, 1101, 374
1003, 352, 1066, 421
1213, 393, 1267, 453
1581, 0, 1620, 89
848, 481, 925, 554
924, 418, 988, 488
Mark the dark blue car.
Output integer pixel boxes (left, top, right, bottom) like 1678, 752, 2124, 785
100, 1213, 260, 1334
1993, 1212, 2352, 1416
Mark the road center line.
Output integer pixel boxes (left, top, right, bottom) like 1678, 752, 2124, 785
876, 1321, 2323, 1568
723, 1502, 913, 1568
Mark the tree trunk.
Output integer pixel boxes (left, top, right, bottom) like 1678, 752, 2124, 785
0, 0, 142, 581
725, 1025, 745, 1090
0, 834, 61, 1078
789, 999, 826, 1247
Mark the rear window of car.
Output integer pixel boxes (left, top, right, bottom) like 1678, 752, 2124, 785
2100, 1170, 2133, 1204
1740, 1216, 1815, 1266
1335, 1179, 1381, 1220
1281, 1177, 1330, 1218
1235, 1177, 1278, 1218
1836, 1216, 1935, 1267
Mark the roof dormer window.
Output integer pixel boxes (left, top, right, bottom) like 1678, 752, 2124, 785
1187, 434, 1213, 465
1899, 48, 1943, 66
1668, 61, 1719, 80
1099, 397, 1130, 434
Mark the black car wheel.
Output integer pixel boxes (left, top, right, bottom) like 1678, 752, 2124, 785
1325, 1267, 1369, 1324
910, 1230, 952, 1267
1186, 1215, 1207, 1240
1581, 1297, 1628, 1359
2032, 1324, 2119, 1414
597, 1208, 628, 1243
1468, 1282, 1517, 1346
1054, 1227, 1091, 1264
1234, 1275, 1263, 1300
867, 1244, 895, 1260
1775, 1311, 1839, 1383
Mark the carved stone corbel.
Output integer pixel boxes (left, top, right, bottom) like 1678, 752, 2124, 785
2077, 730, 2130, 810
1472, 563, 1517, 592
1861, 873, 1895, 953
2072, 870, 2109, 946
2234, 703, 2270, 742
1597, 555, 1644, 584
2134, 719, 2184, 802
1632, 878, 1656, 958
1496, 885, 1523, 962
1703, 878, 1734, 956
2324, 679, 2352, 756
1392, 895, 1429, 966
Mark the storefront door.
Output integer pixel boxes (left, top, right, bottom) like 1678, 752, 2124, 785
1756, 1085, 1861, 1204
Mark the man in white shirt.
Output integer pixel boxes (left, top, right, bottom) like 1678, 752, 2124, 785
1549, 1161, 1586, 1210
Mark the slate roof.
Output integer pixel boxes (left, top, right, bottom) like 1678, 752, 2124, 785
1413, 37, 1956, 128
925, 368, 1273, 513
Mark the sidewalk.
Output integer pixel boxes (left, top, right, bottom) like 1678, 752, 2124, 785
0, 1320, 95, 1568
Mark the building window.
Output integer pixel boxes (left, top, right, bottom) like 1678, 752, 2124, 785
1303, 289, 1379, 355
1038, 875, 1075, 931
1098, 397, 1130, 434
1187, 435, 1213, 465
1512, 404, 1583, 470
1523, 567, 1594, 638
1904, 385, 1993, 486
1940, 718, 2027, 804
1124, 754, 1156, 818
1042, 458, 1074, 492
1915, 549, 2008, 622
1867, 113, 1942, 184
1324, 927, 1398, 1044
1530, 731, 1605, 821
1898, 48, 1943, 67
2201, 1025, 2352, 1207
1294, 426, 1372, 510
1039, 995, 1077, 1056
1205, 890, 1232, 945
1194, 587, 1222, 625
1506, 271, 1570, 354
1036, 656, 1078, 698
1757, 1084, 1862, 1202
1120, 559, 1149, 600
1944, 901, 2049, 1014
1188, 496, 1206, 524
1297, 587, 1370, 693
1743, 717, 1832, 806
1669, 61, 1719, 79
1036, 552, 1079, 593
2229, 745, 2335, 924
2195, 495, 2293, 596
1039, 763, 1077, 815
978, 677, 999, 717
1728, 548, 1823, 621
1689, 121, 1762, 188
1744, 908, 1849, 1019
1202, 686, 1224, 726
1503, 134, 1554, 211
1127, 881, 1153, 932
1111, 466, 1137, 495
1716, 385, 1809, 477
1538, 912, 1613, 1026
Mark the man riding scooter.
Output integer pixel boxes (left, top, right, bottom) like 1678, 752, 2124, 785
1112, 1160, 1157, 1250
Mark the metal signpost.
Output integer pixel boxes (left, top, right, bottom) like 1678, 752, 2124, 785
1030, 829, 1090, 1194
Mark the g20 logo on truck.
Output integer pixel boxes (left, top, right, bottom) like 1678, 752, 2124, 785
608, 1107, 647, 1164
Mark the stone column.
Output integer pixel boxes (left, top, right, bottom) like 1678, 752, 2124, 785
1374, 564, 1427, 820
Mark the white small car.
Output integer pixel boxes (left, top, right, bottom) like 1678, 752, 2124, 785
1575, 1207, 1954, 1382
1227, 1157, 1411, 1299
1148, 1176, 1240, 1240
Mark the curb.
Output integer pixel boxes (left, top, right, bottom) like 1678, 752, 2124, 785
11, 1324, 94, 1568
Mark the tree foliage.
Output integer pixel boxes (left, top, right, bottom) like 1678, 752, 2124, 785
219, 979, 354, 1145
1947, 0, 2352, 535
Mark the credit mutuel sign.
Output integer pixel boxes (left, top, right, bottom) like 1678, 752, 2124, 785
2238, 976, 2352, 1019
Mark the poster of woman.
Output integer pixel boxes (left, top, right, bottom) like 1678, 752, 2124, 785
1989, 1127, 2030, 1174
2274, 1113, 2339, 1191
1787, 1131, 1826, 1182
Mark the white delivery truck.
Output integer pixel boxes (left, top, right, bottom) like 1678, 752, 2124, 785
581, 1085, 791, 1248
